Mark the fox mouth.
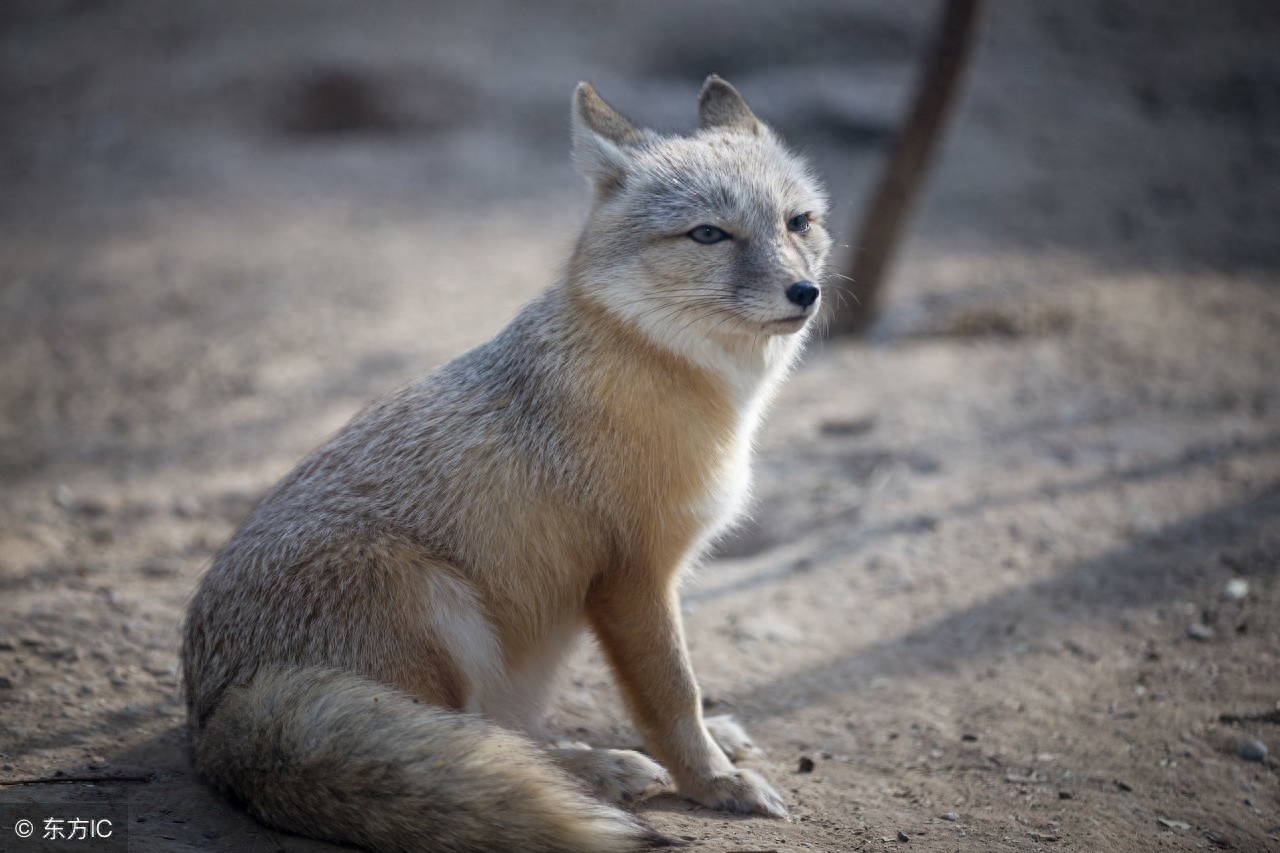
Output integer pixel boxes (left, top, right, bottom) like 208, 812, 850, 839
764, 314, 810, 333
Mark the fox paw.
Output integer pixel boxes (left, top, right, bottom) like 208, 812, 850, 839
705, 714, 763, 762
682, 768, 788, 818
550, 747, 672, 805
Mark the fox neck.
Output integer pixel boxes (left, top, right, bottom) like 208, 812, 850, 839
562, 271, 807, 417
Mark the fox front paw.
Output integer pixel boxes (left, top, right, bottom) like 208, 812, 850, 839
682, 768, 788, 818
550, 747, 673, 805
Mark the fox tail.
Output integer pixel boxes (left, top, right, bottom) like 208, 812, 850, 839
194, 666, 668, 852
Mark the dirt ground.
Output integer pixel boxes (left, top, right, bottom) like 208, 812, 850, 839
1, 1, 1278, 851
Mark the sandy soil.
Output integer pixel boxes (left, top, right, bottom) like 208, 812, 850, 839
1, 1, 1278, 850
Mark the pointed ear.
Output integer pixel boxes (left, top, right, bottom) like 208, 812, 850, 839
698, 75, 764, 135
572, 82, 643, 194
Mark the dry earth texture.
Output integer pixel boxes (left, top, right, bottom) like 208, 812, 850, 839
1, 1, 1278, 851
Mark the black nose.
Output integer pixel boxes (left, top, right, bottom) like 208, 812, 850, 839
785, 280, 820, 308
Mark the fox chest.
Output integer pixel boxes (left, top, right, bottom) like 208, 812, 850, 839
686, 442, 752, 539
609, 430, 753, 572
580, 338, 755, 571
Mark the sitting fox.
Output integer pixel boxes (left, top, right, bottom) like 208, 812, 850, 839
182, 76, 831, 852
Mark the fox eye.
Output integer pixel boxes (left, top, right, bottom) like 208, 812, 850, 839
787, 213, 811, 234
688, 225, 731, 245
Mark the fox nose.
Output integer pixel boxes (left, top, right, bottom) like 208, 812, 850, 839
785, 280, 820, 308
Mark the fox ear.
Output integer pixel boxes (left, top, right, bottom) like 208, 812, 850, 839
698, 75, 763, 135
572, 83, 642, 194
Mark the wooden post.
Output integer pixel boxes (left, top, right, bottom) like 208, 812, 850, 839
827, 0, 985, 335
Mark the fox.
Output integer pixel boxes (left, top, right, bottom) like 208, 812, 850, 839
181, 75, 831, 853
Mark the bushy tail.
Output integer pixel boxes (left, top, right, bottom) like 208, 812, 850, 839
194, 667, 666, 853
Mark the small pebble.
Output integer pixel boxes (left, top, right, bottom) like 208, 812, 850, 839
940, 812, 959, 821
139, 560, 180, 578
53, 486, 107, 517
1222, 578, 1249, 601
1237, 738, 1267, 762
797, 756, 815, 773
1204, 829, 1231, 848
1186, 622, 1214, 641
819, 416, 876, 437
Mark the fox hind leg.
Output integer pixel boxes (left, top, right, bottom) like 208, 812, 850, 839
705, 714, 764, 762
548, 746, 673, 804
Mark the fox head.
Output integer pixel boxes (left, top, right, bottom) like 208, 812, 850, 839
567, 77, 832, 368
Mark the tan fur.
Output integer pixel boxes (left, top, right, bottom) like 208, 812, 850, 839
182, 76, 830, 852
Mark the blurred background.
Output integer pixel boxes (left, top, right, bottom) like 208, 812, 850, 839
1, 2, 1277, 850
